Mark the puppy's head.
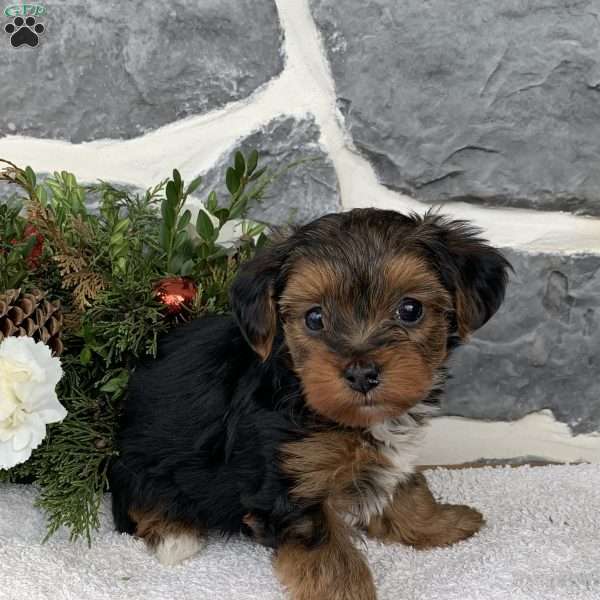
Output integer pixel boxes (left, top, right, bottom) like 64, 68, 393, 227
230, 209, 510, 428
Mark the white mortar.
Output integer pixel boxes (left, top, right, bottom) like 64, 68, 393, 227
419, 410, 600, 466
0, 0, 597, 463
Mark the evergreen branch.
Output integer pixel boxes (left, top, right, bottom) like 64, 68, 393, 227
0, 148, 305, 543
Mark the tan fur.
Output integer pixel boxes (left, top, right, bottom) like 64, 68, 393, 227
381, 255, 452, 313
273, 504, 376, 600
129, 508, 203, 549
296, 346, 390, 427
281, 430, 388, 508
253, 289, 277, 361
366, 472, 484, 548
279, 256, 451, 427
279, 260, 339, 314
455, 288, 476, 339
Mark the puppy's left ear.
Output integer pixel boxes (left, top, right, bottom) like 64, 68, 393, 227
229, 238, 291, 361
421, 216, 511, 338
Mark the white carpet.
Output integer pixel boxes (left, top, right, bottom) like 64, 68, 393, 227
0, 464, 598, 600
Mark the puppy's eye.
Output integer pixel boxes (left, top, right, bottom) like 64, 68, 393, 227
305, 307, 324, 331
395, 298, 423, 325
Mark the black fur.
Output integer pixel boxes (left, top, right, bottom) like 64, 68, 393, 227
414, 214, 511, 334
109, 208, 510, 550
109, 316, 327, 547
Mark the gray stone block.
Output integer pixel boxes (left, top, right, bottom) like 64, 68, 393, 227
444, 248, 600, 434
1, 1, 284, 142
311, 0, 600, 216
192, 115, 341, 225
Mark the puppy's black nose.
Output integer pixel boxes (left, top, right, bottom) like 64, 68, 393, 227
343, 363, 380, 393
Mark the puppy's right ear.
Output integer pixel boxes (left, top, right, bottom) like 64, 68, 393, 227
229, 239, 290, 361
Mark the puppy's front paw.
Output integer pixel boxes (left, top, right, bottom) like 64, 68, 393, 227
367, 474, 485, 550
413, 503, 484, 549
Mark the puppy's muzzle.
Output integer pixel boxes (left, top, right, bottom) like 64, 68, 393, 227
343, 362, 380, 394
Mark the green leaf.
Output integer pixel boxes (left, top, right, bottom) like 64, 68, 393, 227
173, 229, 188, 250
206, 191, 218, 214
99, 377, 126, 393
80, 347, 92, 365
186, 175, 203, 197
179, 237, 195, 259
165, 180, 178, 207
170, 253, 184, 274
159, 220, 170, 250
178, 210, 192, 230
160, 198, 175, 230
196, 210, 214, 240
196, 242, 211, 259
234, 151, 246, 177
15, 171, 29, 188
246, 149, 259, 176
25, 166, 36, 188
173, 169, 182, 195
213, 207, 229, 225
181, 259, 195, 276
115, 256, 127, 274
225, 167, 241, 195
244, 222, 266, 237
206, 247, 230, 261
249, 167, 267, 182
113, 218, 130, 235
110, 232, 124, 248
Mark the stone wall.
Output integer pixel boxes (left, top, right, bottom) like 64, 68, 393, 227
1, 0, 599, 461
312, 0, 600, 216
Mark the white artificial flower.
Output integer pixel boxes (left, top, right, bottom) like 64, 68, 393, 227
0, 336, 66, 470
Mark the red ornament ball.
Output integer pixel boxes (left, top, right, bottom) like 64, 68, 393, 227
153, 276, 198, 315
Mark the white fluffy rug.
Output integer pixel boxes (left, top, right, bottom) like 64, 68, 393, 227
1, 464, 598, 600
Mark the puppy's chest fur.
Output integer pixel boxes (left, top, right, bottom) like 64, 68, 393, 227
282, 405, 430, 526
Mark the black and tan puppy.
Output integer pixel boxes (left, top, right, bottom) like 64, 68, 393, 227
109, 208, 509, 600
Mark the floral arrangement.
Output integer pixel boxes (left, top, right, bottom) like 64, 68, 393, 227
0, 153, 277, 541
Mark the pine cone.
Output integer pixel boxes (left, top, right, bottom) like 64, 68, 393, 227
0, 289, 64, 356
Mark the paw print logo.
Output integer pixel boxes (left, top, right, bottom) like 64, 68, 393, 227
4, 16, 45, 48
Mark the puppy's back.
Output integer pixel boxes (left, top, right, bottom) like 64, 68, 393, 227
110, 315, 261, 532
125, 315, 251, 422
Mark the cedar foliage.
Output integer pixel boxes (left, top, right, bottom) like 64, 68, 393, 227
0, 152, 277, 542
